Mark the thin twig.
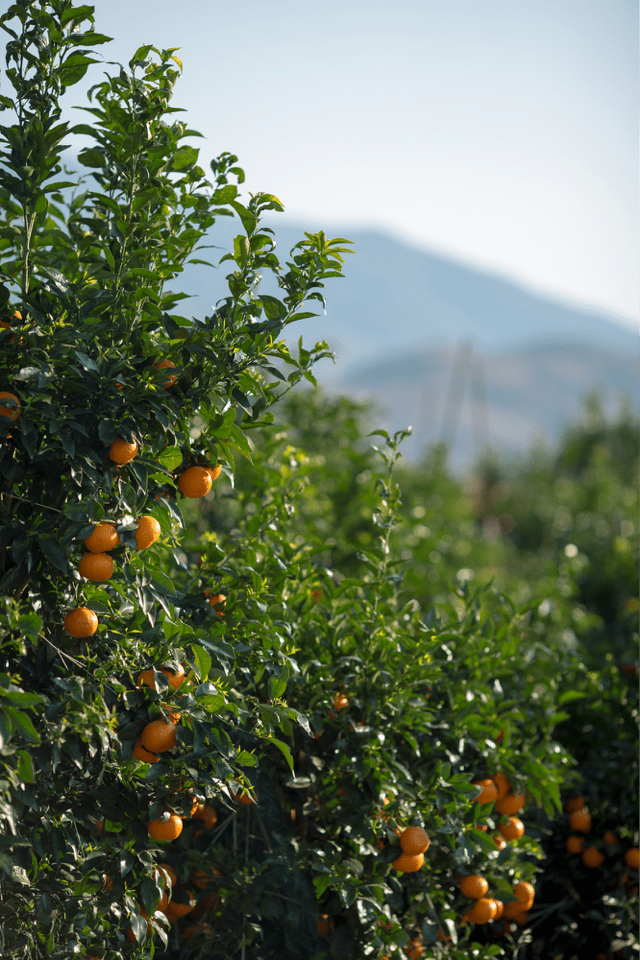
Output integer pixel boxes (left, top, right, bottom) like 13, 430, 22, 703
252, 807, 273, 853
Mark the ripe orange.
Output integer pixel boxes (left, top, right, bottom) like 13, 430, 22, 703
513, 881, 535, 908
392, 852, 424, 873
459, 875, 489, 899
205, 590, 226, 616
503, 900, 528, 919
135, 515, 161, 550
132, 736, 159, 763
154, 359, 177, 388
472, 779, 498, 804
205, 464, 221, 483
137, 662, 186, 692
317, 915, 332, 937
493, 835, 507, 850
164, 889, 195, 918
566, 835, 584, 854
492, 773, 511, 801
0, 311, 20, 343
329, 691, 349, 718
624, 847, 640, 869
564, 795, 585, 814
83, 521, 120, 553
169, 793, 199, 819
78, 552, 114, 581
108, 438, 139, 464
148, 815, 183, 842
466, 898, 498, 924
231, 788, 256, 805
492, 899, 505, 920
603, 831, 618, 846
404, 937, 424, 958
178, 466, 212, 498
569, 809, 592, 834
64, 608, 98, 637
193, 803, 217, 829
495, 792, 525, 815
0, 391, 20, 420
399, 826, 430, 855
141, 719, 177, 753
582, 847, 605, 868
499, 817, 524, 842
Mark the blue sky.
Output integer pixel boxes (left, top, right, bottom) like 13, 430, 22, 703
8, 0, 640, 323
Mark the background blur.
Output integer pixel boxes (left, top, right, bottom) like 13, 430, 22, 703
17, 0, 640, 467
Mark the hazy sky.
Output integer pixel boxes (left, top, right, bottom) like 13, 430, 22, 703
12, 1, 640, 323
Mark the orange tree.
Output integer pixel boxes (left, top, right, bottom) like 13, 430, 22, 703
0, 4, 582, 959
0, 2, 350, 956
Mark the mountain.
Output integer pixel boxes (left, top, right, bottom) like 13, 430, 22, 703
179, 220, 638, 469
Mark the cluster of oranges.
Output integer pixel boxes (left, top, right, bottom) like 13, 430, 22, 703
63, 438, 222, 636
471, 773, 526, 850
564, 795, 639, 875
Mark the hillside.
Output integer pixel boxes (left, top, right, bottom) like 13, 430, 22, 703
179, 220, 638, 468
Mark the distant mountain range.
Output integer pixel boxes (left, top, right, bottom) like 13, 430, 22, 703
180, 220, 638, 470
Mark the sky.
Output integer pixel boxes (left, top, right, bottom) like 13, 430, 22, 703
7, 0, 640, 324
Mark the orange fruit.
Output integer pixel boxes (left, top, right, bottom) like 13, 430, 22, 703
566, 835, 584, 854
169, 793, 199, 819
404, 937, 424, 958
0, 391, 20, 420
178, 466, 212, 498
148, 815, 183, 842
569, 809, 591, 834
141, 719, 177, 754
582, 847, 605, 868
132, 736, 159, 763
334, 692, 349, 711
78, 552, 114, 581
205, 464, 221, 483
499, 817, 524, 842
603, 831, 618, 846
135, 515, 161, 550
231, 788, 256, 805
154, 359, 177, 388
64, 608, 98, 637
466, 898, 498, 924
0, 311, 20, 343
513, 881, 535, 908
83, 521, 120, 553
392, 852, 424, 873
317, 915, 332, 937
492, 773, 511, 800
492, 899, 505, 920
493, 835, 507, 850
193, 803, 217, 829
108, 438, 139, 464
495, 792, 525, 815
205, 590, 226, 616
472, 779, 498, 804
503, 900, 528, 919
399, 826, 430, 855
624, 847, 640, 869
164, 889, 195, 918
564, 795, 585, 814
137, 662, 186, 692
459, 875, 489, 899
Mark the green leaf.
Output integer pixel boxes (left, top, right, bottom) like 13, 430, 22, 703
171, 145, 199, 171
190, 644, 212, 682
157, 446, 183, 471
267, 736, 294, 772
17, 750, 35, 783
5, 707, 39, 744
37, 536, 68, 574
